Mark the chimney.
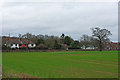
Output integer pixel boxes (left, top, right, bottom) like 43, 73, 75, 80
8, 33, 10, 40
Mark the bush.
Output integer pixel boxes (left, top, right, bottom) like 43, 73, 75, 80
2, 45, 11, 50
37, 44, 48, 49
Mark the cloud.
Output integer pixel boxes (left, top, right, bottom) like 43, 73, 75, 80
3, 0, 119, 2
2, 2, 118, 41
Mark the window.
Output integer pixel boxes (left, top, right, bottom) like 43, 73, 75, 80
11, 44, 13, 46
15, 44, 17, 46
31, 44, 33, 46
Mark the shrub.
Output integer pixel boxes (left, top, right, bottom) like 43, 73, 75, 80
37, 44, 48, 49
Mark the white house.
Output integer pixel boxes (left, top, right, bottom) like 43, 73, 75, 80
81, 45, 97, 49
3, 37, 36, 49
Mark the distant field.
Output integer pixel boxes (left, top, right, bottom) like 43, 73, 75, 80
2, 51, 118, 78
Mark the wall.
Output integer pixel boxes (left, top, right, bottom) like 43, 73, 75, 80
10, 44, 19, 48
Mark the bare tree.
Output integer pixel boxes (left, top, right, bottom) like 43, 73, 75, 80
80, 34, 92, 49
91, 27, 112, 51
18, 34, 22, 38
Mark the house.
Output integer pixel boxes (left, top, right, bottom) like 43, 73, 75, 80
80, 42, 119, 50
81, 45, 97, 49
106, 42, 119, 50
2, 37, 36, 49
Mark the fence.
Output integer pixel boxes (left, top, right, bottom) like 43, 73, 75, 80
2, 48, 118, 52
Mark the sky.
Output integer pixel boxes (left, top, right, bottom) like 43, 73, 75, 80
1, 0, 118, 41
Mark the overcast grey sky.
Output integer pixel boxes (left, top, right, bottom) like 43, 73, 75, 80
2, 1, 118, 41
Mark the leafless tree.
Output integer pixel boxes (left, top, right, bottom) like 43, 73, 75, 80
91, 27, 112, 51
80, 34, 92, 49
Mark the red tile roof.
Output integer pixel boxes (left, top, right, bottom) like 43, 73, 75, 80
2, 37, 34, 44
109, 42, 119, 48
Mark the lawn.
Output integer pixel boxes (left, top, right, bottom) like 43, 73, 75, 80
2, 51, 118, 78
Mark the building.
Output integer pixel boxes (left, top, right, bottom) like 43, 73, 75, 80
80, 42, 119, 50
2, 37, 36, 49
81, 45, 97, 49
106, 42, 119, 50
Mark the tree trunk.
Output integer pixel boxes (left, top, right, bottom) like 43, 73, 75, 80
99, 40, 102, 51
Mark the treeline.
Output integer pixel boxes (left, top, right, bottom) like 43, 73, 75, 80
19, 33, 78, 49
2, 27, 113, 51
17, 27, 112, 51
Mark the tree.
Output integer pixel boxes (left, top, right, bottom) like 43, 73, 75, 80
22, 33, 33, 39
18, 34, 22, 38
61, 34, 65, 38
45, 36, 59, 49
21, 33, 38, 44
54, 40, 61, 49
91, 27, 112, 51
90, 37, 99, 49
36, 38, 45, 46
70, 41, 80, 49
80, 35, 92, 49
64, 36, 72, 46
60, 34, 65, 44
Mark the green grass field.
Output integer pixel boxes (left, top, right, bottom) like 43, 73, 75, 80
0, 52, 2, 65
2, 51, 118, 78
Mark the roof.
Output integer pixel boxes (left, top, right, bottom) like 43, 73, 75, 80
108, 42, 119, 48
2, 37, 34, 45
